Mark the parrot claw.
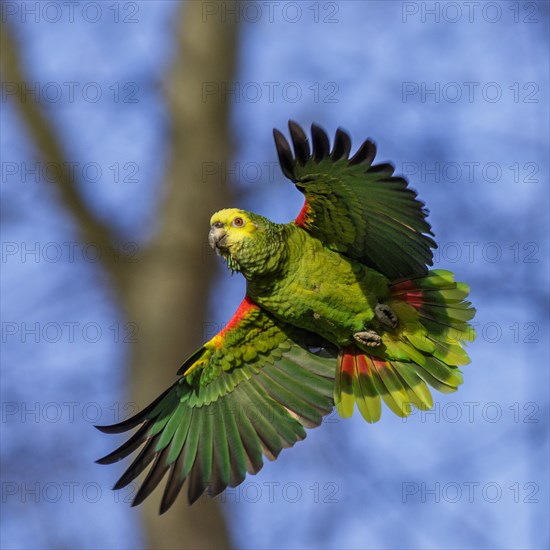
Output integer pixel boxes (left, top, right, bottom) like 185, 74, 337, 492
375, 303, 398, 329
353, 330, 382, 347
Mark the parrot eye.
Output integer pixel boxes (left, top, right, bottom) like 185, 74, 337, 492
232, 217, 245, 228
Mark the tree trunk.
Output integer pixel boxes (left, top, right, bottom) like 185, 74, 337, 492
124, 2, 238, 547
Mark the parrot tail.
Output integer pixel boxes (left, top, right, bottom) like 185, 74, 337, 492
335, 269, 476, 423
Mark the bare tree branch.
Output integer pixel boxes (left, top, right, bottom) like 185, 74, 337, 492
0, 21, 131, 292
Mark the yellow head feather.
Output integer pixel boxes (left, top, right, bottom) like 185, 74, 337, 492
210, 208, 258, 245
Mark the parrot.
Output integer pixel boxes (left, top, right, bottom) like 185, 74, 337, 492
96, 121, 475, 513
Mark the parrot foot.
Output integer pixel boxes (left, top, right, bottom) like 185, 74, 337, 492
353, 330, 382, 347
375, 303, 398, 329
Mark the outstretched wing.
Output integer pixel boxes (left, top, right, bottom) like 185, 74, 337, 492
96, 297, 337, 513
273, 121, 436, 280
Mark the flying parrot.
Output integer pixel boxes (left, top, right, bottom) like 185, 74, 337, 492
97, 121, 475, 513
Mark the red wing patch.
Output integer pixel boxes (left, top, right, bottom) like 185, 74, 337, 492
294, 200, 313, 228
354, 351, 370, 375
371, 356, 388, 372
213, 296, 259, 348
391, 279, 424, 310
340, 346, 357, 378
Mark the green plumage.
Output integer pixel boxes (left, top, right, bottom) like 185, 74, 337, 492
97, 121, 475, 512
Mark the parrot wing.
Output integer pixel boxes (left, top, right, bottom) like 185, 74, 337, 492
273, 121, 436, 280
96, 297, 337, 513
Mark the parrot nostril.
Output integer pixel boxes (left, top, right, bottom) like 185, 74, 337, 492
209, 227, 228, 251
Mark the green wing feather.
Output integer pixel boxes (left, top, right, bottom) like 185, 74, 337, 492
96, 297, 337, 513
273, 121, 436, 280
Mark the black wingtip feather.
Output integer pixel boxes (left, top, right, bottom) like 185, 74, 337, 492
95, 418, 143, 435
160, 452, 187, 514
288, 120, 310, 165
331, 128, 352, 161
273, 128, 295, 180
131, 447, 171, 507
274, 122, 375, 175
96, 423, 150, 464
112, 435, 160, 490
187, 475, 206, 505
367, 162, 395, 176
311, 123, 330, 162
94, 386, 173, 434
349, 138, 376, 166
273, 122, 387, 172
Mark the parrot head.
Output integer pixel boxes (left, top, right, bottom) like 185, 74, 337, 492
209, 208, 259, 272
209, 208, 283, 275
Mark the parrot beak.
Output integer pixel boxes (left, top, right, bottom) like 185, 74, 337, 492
209, 226, 228, 254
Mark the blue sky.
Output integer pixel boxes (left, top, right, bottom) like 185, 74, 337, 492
1, 2, 549, 549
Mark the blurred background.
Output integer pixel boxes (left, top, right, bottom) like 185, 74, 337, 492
1, 1, 549, 549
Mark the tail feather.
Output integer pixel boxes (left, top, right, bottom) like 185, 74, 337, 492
335, 347, 382, 422
371, 356, 410, 418
353, 354, 381, 423
393, 361, 433, 410
335, 349, 356, 418
335, 270, 475, 422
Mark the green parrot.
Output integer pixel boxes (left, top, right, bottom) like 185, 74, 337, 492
97, 121, 475, 513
